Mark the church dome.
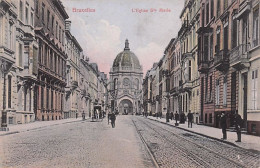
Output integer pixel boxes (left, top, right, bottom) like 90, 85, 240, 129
112, 39, 141, 70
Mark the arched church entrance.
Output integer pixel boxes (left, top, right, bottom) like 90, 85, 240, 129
119, 99, 133, 115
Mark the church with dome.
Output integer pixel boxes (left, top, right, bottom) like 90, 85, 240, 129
109, 39, 143, 114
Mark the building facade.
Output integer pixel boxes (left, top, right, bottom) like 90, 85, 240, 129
34, 0, 68, 121
110, 39, 143, 114
64, 20, 82, 119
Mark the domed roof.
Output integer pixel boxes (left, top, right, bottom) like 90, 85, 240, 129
113, 39, 141, 69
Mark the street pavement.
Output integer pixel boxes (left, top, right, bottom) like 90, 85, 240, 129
146, 116, 260, 152
0, 116, 153, 168
0, 115, 259, 168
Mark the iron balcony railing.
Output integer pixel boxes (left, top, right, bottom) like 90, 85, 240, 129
230, 44, 249, 65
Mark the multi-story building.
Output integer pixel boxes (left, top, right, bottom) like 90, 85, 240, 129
64, 20, 82, 119
197, 0, 216, 126
169, 38, 182, 116
0, 0, 17, 128
34, 0, 68, 121
233, 0, 259, 135
15, 0, 38, 124
178, 0, 200, 121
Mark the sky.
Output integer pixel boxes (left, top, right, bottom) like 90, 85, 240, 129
62, 0, 183, 77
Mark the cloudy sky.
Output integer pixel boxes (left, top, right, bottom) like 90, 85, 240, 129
62, 0, 183, 76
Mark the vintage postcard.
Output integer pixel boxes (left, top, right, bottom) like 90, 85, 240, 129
0, 0, 259, 167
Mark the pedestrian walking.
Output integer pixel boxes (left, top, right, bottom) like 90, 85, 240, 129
220, 112, 227, 140
110, 112, 116, 128
108, 111, 111, 125
187, 110, 193, 128
234, 112, 242, 142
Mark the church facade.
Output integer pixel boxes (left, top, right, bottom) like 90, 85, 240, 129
109, 40, 143, 114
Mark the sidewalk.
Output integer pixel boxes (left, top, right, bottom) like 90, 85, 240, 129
146, 116, 260, 152
0, 118, 84, 136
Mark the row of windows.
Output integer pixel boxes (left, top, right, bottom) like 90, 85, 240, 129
39, 86, 63, 111
19, 0, 34, 26
38, 40, 66, 78
35, 0, 65, 45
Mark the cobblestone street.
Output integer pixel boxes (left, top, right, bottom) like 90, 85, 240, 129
0, 116, 153, 168
0, 116, 259, 168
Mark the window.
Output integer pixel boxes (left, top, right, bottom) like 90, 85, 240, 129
59, 26, 61, 42
51, 16, 54, 30
204, 35, 209, 61
217, 0, 220, 18
232, 17, 238, 48
25, 7, 28, 24
8, 117, 13, 124
209, 75, 212, 101
223, 18, 229, 50
223, 76, 227, 106
9, 23, 13, 49
8, 76, 12, 108
211, 0, 214, 19
19, 1, 23, 21
24, 87, 27, 111
31, 12, 33, 26
42, 3, 45, 22
41, 87, 44, 109
209, 113, 212, 123
205, 113, 208, 123
206, 2, 209, 24
35, 0, 39, 14
19, 43, 23, 67
47, 10, 50, 28
216, 27, 221, 52
56, 22, 58, 38
202, 8, 205, 27
252, 69, 258, 110
224, 0, 228, 10
210, 34, 213, 60
253, 7, 259, 47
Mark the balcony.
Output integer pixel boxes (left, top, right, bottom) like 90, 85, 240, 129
214, 49, 229, 72
198, 62, 209, 73
181, 81, 192, 93
182, 52, 192, 60
170, 87, 179, 96
178, 20, 189, 37
230, 44, 250, 70
237, 0, 250, 19
71, 80, 78, 88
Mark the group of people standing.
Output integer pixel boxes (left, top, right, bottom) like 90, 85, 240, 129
165, 110, 194, 128
220, 112, 242, 142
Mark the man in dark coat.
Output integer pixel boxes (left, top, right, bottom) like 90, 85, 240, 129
166, 112, 170, 123
187, 110, 193, 128
234, 113, 242, 142
170, 111, 174, 120
175, 111, 179, 124
110, 112, 116, 128
220, 112, 227, 140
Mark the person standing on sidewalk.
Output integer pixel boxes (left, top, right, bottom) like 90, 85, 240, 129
110, 112, 116, 128
220, 112, 227, 140
187, 110, 193, 128
166, 112, 170, 123
234, 112, 242, 142
175, 111, 179, 126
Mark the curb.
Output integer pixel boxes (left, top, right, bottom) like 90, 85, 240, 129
0, 119, 85, 137
146, 117, 241, 148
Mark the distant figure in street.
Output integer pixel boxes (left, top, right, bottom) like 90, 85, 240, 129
175, 111, 179, 124
220, 112, 227, 140
108, 111, 111, 125
82, 111, 85, 121
166, 112, 170, 123
187, 110, 193, 128
170, 111, 174, 120
234, 112, 242, 142
110, 112, 116, 128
